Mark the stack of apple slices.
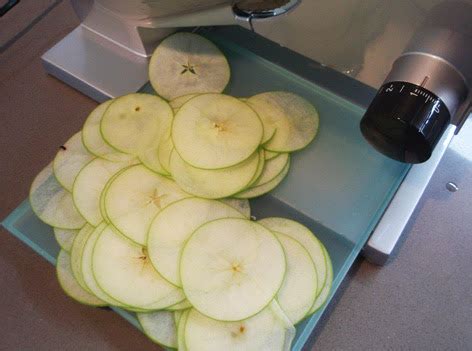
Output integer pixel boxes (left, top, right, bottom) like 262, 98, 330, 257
32, 162, 332, 349
27, 32, 331, 350
165, 91, 319, 199
143, 204, 333, 350
31, 143, 332, 350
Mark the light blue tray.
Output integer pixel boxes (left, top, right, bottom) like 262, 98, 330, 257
2, 31, 409, 350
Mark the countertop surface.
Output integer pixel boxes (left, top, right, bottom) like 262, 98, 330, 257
1, 1, 471, 350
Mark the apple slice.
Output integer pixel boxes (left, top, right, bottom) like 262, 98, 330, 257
149, 32, 230, 101
139, 127, 171, 177
98, 169, 123, 224
147, 197, 245, 287
274, 232, 318, 324
235, 160, 290, 199
101, 93, 173, 156
251, 153, 289, 188
54, 227, 78, 252
82, 100, 132, 162
30, 163, 85, 229
56, 250, 105, 306
80, 222, 128, 307
245, 95, 282, 145
92, 225, 185, 309
53, 132, 94, 191
184, 301, 295, 351
258, 217, 327, 297
247, 149, 266, 187
177, 309, 190, 351
137, 310, 177, 348
169, 150, 260, 199
157, 132, 174, 175
104, 164, 190, 245
70, 223, 95, 293
248, 92, 319, 152
73, 158, 136, 226
172, 93, 263, 170
245, 101, 277, 145
308, 245, 333, 314
139, 143, 170, 176
180, 218, 286, 321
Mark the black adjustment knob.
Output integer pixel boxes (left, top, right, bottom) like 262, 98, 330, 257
360, 81, 451, 163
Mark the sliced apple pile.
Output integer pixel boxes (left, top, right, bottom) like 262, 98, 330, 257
27, 32, 331, 350
166, 90, 319, 199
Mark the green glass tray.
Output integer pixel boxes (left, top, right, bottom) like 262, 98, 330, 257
2, 31, 409, 350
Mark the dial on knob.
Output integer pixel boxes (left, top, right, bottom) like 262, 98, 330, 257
360, 81, 450, 163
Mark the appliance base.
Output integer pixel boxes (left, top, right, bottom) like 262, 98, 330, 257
41, 25, 150, 102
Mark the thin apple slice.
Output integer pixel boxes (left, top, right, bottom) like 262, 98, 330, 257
104, 164, 190, 245
246, 95, 280, 145
184, 301, 295, 351
70, 223, 95, 293
30, 163, 85, 229
139, 143, 170, 176
53, 132, 94, 191
251, 153, 289, 188
248, 92, 319, 152
82, 100, 132, 162
92, 225, 185, 309
99, 169, 143, 227
245, 102, 277, 145
139, 127, 171, 177
81, 222, 128, 307
177, 309, 190, 351
180, 218, 286, 321
235, 160, 290, 199
308, 245, 333, 314
158, 132, 174, 175
274, 232, 318, 324
137, 311, 177, 349
148, 198, 245, 287
73, 158, 136, 226
258, 217, 327, 297
54, 227, 78, 252
99, 169, 124, 224
101, 93, 173, 155
247, 149, 265, 187
149, 32, 230, 101
56, 250, 105, 306
170, 150, 260, 199
172, 93, 263, 169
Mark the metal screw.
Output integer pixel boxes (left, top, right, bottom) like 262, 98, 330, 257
446, 182, 459, 192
